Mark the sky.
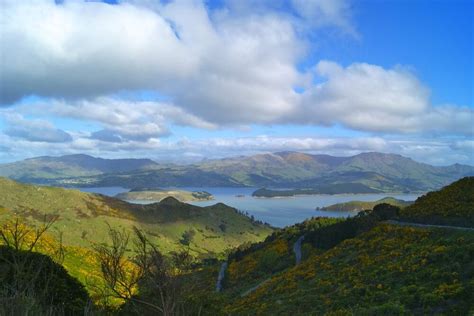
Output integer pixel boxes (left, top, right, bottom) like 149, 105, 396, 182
0, 0, 472, 165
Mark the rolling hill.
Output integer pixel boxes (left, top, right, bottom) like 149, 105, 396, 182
0, 177, 273, 257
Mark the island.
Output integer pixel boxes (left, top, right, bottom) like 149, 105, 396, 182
252, 184, 381, 198
317, 197, 413, 212
115, 188, 214, 202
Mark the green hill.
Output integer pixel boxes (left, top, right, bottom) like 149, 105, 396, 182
115, 189, 213, 202
224, 224, 474, 315
0, 177, 273, 257
399, 177, 474, 227
319, 197, 413, 212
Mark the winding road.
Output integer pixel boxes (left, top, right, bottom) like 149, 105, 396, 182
216, 262, 228, 292
217, 222, 473, 294
293, 235, 305, 265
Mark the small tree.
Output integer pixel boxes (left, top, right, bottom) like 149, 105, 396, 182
94, 226, 192, 315
179, 229, 195, 246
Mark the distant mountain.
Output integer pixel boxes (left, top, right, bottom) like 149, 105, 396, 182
0, 154, 159, 182
1, 152, 473, 193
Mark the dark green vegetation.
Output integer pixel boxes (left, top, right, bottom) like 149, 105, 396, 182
1, 177, 473, 315
225, 224, 474, 315
0, 177, 272, 256
181, 178, 474, 314
318, 196, 413, 212
115, 189, 213, 202
3, 152, 473, 193
0, 246, 90, 315
400, 177, 474, 227
253, 184, 381, 197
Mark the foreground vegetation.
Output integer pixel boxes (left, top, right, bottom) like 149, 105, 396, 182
0, 177, 473, 314
225, 224, 474, 315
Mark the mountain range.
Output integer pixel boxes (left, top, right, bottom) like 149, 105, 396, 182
1, 152, 473, 193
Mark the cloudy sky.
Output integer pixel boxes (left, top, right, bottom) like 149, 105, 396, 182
0, 0, 472, 165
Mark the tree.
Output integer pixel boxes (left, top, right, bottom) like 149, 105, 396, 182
179, 229, 195, 246
94, 226, 193, 315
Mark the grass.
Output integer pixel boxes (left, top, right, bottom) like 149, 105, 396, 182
0, 177, 273, 257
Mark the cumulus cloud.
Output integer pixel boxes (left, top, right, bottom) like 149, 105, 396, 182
3, 114, 72, 143
1, 131, 472, 166
0, 0, 471, 167
0, 0, 304, 124
297, 61, 473, 135
25, 97, 216, 142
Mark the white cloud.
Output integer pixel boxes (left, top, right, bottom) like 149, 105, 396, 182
0, 0, 471, 164
0, 0, 305, 125
2, 114, 72, 143
19, 97, 217, 141
297, 61, 473, 135
1, 132, 472, 166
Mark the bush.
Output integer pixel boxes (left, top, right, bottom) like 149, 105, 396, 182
0, 246, 90, 315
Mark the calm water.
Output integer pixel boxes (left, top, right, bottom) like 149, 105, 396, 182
77, 186, 421, 228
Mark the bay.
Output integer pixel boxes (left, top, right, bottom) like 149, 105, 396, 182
76, 186, 420, 228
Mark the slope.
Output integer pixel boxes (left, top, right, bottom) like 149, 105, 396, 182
225, 224, 474, 315
400, 176, 474, 227
0, 177, 273, 257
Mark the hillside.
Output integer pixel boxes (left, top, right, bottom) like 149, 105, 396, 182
0, 154, 159, 182
176, 179, 474, 314
224, 224, 474, 315
22, 151, 473, 193
400, 176, 474, 227
318, 197, 413, 212
0, 177, 273, 257
252, 184, 381, 197
115, 189, 213, 202
0, 246, 90, 315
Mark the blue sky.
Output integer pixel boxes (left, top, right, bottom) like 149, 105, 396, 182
0, 0, 472, 165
